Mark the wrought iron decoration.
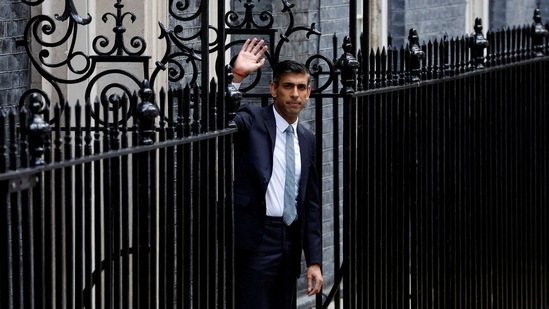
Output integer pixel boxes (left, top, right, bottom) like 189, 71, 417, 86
19, 0, 149, 123
224, 0, 334, 93
19, 0, 341, 124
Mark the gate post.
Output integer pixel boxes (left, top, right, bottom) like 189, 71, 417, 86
336, 36, 359, 308
137, 80, 160, 146
136, 79, 159, 308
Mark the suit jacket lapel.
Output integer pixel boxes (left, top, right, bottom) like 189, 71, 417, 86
297, 123, 312, 208
263, 105, 277, 153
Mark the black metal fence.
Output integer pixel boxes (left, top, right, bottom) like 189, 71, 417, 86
2, 0, 549, 308
0, 1, 335, 308
339, 12, 549, 309
0, 81, 236, 308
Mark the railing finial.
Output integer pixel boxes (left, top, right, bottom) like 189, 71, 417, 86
407, 28, 425, 83
137, 80, 159, 145
470, 18, 489, 69
532, 8, 548, 57
335, 36, 359, 94
26, 94, 51, 166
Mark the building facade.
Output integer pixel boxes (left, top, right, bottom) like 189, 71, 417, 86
0, 1, 29, 109
1, 1, 547, 308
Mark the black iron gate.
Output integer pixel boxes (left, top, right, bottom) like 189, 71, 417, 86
2, 0, 549, 308
0, 81, 239, 308
1, 1, 344, 308
342, 15, 549, 308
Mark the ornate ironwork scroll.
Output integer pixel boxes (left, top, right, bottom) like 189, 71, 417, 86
19, 0, 149, 124
224, 0, 333, 93
19, 0, 91, 111
19, 0, 341, 125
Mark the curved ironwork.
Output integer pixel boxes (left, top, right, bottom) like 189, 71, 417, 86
20, 0, 335, 124
225, 0, 275, 29
160, 1, 221, 86
149, 22, 202, 87
272, 1, 321, 61
20, 0, 150, 124
83, 69, 143, 125
169, 0, 201, 22
224, 0, 329, 95
54, 0, 92, 25
92, 0, 146, 56
306, 54, 336, 93
21, 11, 87, 108
21, 0, 46, 5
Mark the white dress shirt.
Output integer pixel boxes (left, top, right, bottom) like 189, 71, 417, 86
265, 106, 301, 217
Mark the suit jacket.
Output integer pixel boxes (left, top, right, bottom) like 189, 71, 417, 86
232, 103, 322, 275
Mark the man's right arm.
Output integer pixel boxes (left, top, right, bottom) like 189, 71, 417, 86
231, 104, 257, 132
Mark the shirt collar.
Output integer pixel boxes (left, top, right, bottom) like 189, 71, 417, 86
272, 105, 298, 133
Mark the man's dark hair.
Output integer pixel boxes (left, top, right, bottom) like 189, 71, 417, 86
272, 60, 311, 85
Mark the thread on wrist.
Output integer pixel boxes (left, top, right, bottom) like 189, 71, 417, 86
232, 69, 247, 78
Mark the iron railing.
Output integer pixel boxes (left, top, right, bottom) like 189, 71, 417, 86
2, 0, 549, 308
336, 10, 549, 309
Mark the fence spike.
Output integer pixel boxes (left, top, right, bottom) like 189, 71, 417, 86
75, 100, 82, 158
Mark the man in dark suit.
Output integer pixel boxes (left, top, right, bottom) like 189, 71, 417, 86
230, 38, 323, 309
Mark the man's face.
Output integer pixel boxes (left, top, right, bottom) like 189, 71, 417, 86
270, 73, 311, 124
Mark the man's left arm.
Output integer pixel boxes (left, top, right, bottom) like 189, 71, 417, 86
303, 135, 323, 295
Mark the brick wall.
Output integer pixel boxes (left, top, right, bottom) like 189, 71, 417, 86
542, 2, 549, 26
389, 0, 468, 47
489, 0, 545, 30
389, 0, 545, 48
0, 0, 29, 109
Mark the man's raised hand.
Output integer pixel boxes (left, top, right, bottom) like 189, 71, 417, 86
232, 38, 268, 83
